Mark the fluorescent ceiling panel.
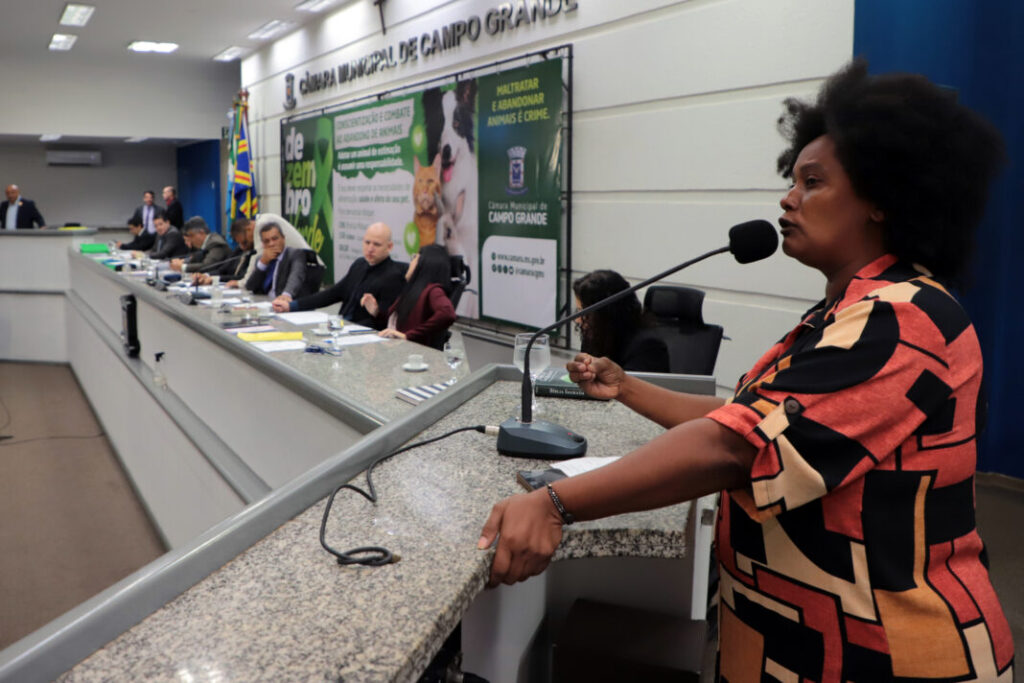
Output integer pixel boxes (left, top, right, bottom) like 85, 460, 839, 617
59, 3, 95, 27
39, 134, 63, 142
295, 0, 342, 12
213, 46, 248, 62
248, 20, 296, 41
127, 41, 179, 54
49, 33, 77, 51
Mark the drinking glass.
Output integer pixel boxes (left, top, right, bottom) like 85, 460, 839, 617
240, 290, 257, 323
209, 275, 223, 305
443, 340, 466, 384
328, 315, 343, 341
513, 333, 550, 415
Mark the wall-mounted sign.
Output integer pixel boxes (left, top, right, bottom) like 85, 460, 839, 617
284, 0, 578, 106
281, 57, 565, 329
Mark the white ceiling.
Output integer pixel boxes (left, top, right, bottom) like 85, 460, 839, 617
0, 0, 357, 63
0, 0, 364, 144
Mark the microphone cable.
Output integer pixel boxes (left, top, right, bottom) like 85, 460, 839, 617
319, 424, 500, 567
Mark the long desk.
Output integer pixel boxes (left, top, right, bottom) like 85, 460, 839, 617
0, 228, 98, 362
0, 245, 715, 683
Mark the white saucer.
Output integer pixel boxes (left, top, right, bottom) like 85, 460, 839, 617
402, 362, 429, 372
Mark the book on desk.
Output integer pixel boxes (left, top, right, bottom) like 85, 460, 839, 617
533, 367, 603, 400
535, 367, 718, 401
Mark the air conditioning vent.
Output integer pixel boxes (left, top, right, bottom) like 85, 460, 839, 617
46, 150, 102, 166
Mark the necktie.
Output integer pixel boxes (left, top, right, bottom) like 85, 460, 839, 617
263, 258, 278, 294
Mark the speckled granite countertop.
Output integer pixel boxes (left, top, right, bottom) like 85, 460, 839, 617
77, 252, 456, 424
59, 381, 693, 682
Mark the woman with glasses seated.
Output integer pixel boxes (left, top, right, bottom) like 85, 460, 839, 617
573, 269, 670, 373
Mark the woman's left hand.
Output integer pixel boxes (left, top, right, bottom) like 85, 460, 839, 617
378, 328, 407, 340
478, 488, 564, 587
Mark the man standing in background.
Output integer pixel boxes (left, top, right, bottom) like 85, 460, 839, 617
130, 190, 158, 234
1, 185, 46, 230
162, 186, 183, 228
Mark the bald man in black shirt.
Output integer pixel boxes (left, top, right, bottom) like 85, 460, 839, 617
272, 222, 406, 329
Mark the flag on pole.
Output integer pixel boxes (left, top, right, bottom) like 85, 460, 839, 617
228, 91, 258, 220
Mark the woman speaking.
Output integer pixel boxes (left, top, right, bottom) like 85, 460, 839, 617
478, 61, 1015, 680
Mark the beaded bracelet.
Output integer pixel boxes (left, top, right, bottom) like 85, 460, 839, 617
546, 484, 575, 525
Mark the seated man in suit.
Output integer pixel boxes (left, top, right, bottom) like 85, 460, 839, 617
245, 222, 315, 299
270, 222, 406, 329
117, 216, 155, 251
169, 216, 231, 274
129, 190, 159, 235
192, 217, 256, 285
2, 185, 46, 230
144, 210, 190, 260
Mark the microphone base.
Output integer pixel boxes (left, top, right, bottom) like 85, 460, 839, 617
496, 418, 587, 460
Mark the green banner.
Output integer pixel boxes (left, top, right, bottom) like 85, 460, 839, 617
281, 58, 564, 327
281, 116, 334, 282
476, 59, 563, 327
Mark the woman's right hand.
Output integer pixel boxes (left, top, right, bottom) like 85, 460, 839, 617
361, 293, 379, 316
566, 353, 627, 401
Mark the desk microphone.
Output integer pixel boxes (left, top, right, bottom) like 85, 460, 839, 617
182, 250, 253, 278
496, 219, 779, 460
172, 252, 253, 304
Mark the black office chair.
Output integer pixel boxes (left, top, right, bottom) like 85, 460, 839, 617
438, 255, 471, 347
297, 249, 326, 298
642, 285, 724, 375
448, 255, 471, 310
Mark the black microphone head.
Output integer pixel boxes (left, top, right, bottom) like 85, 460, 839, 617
729, 220, 779, 264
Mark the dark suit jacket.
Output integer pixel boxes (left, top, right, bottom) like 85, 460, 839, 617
291, 256, 406, 328
130, 204, 159, 233
381, 283, 456, 349
164, 199, 184, 228
182, 233, 231, 273
245, 247, 312, 298
210, 247, 254, 280
149, 227, 190, 260
120, 230, 156, 251
0, 198, 46, 229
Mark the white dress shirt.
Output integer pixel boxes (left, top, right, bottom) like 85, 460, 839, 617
4, 196, 20, 230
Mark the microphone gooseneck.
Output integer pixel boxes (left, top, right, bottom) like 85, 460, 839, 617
497, 219, 779, 460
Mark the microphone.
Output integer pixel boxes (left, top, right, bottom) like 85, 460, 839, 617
496, 219, 778, 460
181, 250, 252, 276
171, 252, 252, 304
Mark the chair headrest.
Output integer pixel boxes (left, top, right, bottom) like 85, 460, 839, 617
450, 254, 470, 284
644, 285, 705, 325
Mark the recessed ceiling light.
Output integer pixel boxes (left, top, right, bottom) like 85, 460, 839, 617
125, 137, 148, 143
295, 0, 341, 12
40, 134, 63, 142
247, 20, 296, 41
127, 41, 179, 54
213, 46, 248, 62
59, 3, 95, 27
49, 33, 78, 51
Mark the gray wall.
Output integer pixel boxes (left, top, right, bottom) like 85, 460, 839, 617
0, 142, 177, 227
0, 54, 238, 141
